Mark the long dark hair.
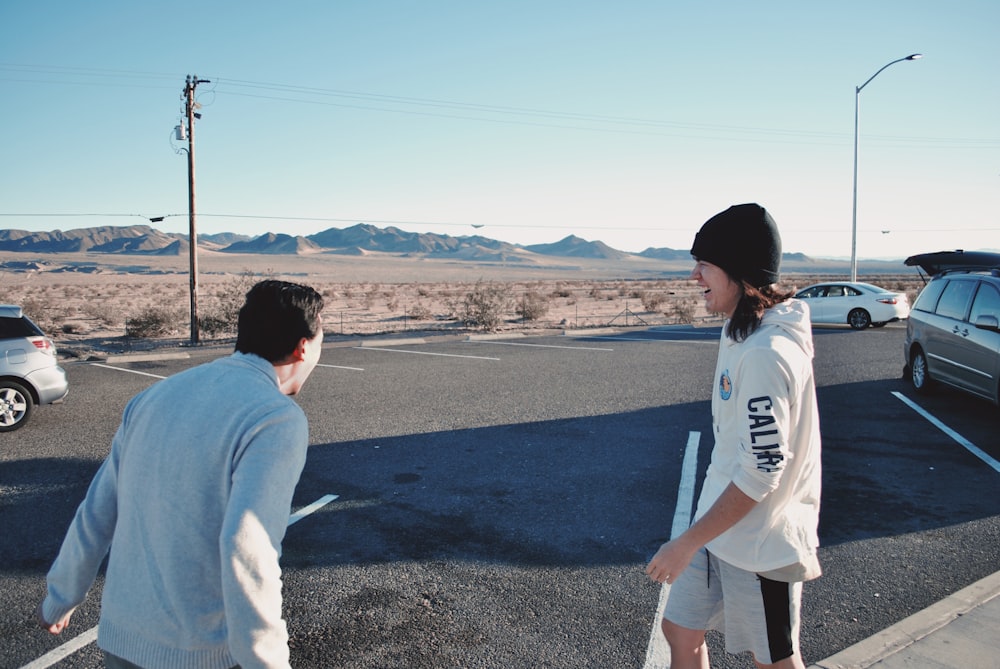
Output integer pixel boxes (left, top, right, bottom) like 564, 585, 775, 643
727, 280, 795, 342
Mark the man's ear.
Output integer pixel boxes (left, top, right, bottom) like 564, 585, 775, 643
289, 336, 309, 362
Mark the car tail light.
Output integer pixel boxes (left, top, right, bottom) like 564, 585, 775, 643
30, 337, 55, 355
877, 297, 899, 305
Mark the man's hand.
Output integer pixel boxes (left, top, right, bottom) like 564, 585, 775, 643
645, 536, 699, 585
36, 603, 72, 635
646, 482, 759, 585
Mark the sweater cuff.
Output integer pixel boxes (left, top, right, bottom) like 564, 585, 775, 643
41, 597, 76, 628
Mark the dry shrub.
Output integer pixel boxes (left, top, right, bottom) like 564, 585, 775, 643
669, 299, 697, 324
407, 303, 434, 321
462, 280, 512, 331
639, 291, 667, 312
126, 307, 183, 338
82, 302, 126, 328
516, 290, 550, 322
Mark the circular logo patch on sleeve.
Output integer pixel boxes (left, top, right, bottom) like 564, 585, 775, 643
719, 370, 733, 400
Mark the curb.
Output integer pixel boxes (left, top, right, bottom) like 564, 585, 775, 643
103, 351, 192, 363
562, 327, 623, 337
808, 570, 1000, 669
358, 337, 428, 347
466, 332, 528, 341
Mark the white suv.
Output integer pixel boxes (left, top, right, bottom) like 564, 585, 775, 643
0, 305, 69, 431
904, 251, 1000, 405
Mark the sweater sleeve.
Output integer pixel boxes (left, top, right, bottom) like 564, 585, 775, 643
42, 421, 125, 624
219, 404, 309, 669
730, 348, 796, 502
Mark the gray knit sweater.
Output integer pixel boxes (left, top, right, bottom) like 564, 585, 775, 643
42, 352, 309, 669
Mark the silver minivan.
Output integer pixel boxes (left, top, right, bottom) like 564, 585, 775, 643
0, 305, 69, 431
904, 251, 1000, 405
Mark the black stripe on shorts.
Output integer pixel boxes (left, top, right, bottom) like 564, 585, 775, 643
758, 575, 794, 663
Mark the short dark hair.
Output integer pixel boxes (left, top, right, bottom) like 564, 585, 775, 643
235, 280, 325, 362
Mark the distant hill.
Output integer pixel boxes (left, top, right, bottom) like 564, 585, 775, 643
222, 232, 320, 255
525, 235, 632, 260
200, 232, 251, 248
0, 225, 183, 253
307, 223, 522, 256
638, 247, 691, 261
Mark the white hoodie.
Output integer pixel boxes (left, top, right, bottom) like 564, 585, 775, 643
695, 298, 822, 578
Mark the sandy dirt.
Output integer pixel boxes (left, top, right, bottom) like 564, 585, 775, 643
0, 250, 921, 357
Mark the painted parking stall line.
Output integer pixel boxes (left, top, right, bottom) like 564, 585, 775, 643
97, 360, 365, 374
468, 340, 614, 352
20, 494, 339, 669
357, 346, 500, 361
582, 334, 719, 344
643, 430, 701, 669
90, 363, 167, 379
19, 627, 98, 669
892, 392, 1000, 473
288, 494, 339, 525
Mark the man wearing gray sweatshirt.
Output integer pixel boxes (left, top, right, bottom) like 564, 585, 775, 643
38, 280, 325, 669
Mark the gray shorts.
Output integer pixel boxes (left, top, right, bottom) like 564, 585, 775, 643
663, 547, 803, 664
104, 652, 239, 669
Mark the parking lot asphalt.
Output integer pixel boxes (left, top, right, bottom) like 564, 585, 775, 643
3, 323, 998, 668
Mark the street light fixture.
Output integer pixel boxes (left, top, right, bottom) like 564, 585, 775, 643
851, 53, 922, 282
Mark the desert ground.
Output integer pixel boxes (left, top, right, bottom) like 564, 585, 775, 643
0, 250, 924, 358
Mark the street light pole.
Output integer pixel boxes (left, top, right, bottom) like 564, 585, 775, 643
851, 54, 921, 282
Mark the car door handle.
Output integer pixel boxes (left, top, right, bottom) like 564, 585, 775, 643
952, 326, 969, 337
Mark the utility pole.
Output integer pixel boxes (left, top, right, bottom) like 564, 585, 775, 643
182, 75, 210, 344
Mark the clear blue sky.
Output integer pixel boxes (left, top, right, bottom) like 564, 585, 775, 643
2, 1, 997, 259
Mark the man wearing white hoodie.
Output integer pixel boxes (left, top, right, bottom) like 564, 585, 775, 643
646, 204, 822, 669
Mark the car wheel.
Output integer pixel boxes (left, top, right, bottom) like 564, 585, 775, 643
848, 308, 871, 330
910, 348, 933, 394
0, 380, 34, 432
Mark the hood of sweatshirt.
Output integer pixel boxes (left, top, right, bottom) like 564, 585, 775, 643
749, 298, 815, 359
723, 299, 814, 360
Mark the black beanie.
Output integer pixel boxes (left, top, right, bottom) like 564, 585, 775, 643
690, 203, 782, 288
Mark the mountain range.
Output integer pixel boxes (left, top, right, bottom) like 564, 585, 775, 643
0, 223, 700, 263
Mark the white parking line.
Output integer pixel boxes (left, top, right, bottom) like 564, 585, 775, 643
288, 494, 339, 525
317, 363, 365, 371
20, 494, 340, 669
583, 335, 718, 344
643, 431, 701, 669
892, 392, 1000, 473
357, 346, 500, 361
468, 340, 614, 352
19, 627, 98, 669
90, 363, 166, 379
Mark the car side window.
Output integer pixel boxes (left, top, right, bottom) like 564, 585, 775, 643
935, 279, 977, 320
913, 279, 947, 313
844, 286, 862, 296
969, 282, 1000, 323
826, 286, 844, 297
